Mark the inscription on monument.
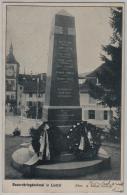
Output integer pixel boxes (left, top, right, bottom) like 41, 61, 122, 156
47, 108, 81, 126
43, 10, 82, 128
51, 34, 79, 106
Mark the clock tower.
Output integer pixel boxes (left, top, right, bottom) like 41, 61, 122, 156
6, 43, 20, 113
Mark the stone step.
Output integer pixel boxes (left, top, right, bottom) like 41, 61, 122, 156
24, 153, 39, 166
28, 144, 35, 156
11, 147, 111, 178
55, 152, 76, 162
28, 144, 76, 163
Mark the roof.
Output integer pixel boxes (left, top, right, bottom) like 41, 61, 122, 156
86, 62, 112, 78
23, 80, 45, 93
79, 62, 113, 94
79, 77, 97, 93
18, 73, 46, 93
6, 44, 19, 65
78, 72, 90, 79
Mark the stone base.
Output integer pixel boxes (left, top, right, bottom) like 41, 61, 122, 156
55, 152, 76, 162
43, 106, 82, 126
42, 106, 82, 151
28, 144, 76, 163
11, 146, 111, 179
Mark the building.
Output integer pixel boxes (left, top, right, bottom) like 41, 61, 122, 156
5, 45, 114, 127
79, 71, 115, 129
5, 44, 20, 114
5, 44, 46, 118
18, 73, 46, 118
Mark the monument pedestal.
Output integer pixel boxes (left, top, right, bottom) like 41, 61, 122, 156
11, 146, 111, 179
43, 106, 81, 151
43, 106, 82, 129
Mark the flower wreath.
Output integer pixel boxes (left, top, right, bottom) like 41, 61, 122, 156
66, 121, 87, 153
66, 121, 102, 158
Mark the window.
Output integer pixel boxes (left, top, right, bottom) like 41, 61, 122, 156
38, 94, 41, 97
11, 95, 15, 99
88, 110, 95, 119
20, 86, 22, 90
29, 93, 33, 97
6, 80, 16, 91
104, 111, 108, 120
38, 102, 41, 107
6, 95, 10, 101
28, 101, 32, 107
32, 102, 36, 107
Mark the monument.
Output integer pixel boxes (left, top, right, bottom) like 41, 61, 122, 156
11, 10, 111, 178
43, 10, 82, 135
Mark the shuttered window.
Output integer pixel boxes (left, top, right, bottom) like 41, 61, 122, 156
88, 110, 95, 119
104, 111, 108, 120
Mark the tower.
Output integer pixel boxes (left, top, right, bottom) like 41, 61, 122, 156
6, 43, 20, 113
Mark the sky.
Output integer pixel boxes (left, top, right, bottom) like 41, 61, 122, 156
6, 6, 113, 74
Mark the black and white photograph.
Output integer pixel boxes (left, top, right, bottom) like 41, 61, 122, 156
3, 2, 124, 193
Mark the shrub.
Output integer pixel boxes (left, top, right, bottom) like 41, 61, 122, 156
13, 128, 21, 136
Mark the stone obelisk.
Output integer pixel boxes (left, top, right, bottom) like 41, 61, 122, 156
11, 11, 111, 177
43, 10, 82, 150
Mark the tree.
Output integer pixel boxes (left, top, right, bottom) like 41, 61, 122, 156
84, 7, 122, 141
86, 7, 122, 108
110, 106, 121, 142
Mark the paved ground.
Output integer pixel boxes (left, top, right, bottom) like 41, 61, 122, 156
5, 135, 121, 180
5, 116, 42, 136
78, 144, 121, 180
5, 135, 31, 179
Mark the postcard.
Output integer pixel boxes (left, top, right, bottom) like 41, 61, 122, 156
1, 1, 125, 193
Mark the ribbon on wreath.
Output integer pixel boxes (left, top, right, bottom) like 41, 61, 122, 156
39, 129, 50, 161
78, 136, 85, 151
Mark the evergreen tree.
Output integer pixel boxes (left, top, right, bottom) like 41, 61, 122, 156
84, 7, 122, 142
87, 7, 122, 108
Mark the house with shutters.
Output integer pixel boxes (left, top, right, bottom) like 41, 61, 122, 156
17, 73, 46, 118
79, 73, 115, 129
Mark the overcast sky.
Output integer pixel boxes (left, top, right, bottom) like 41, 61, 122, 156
6, 6, 113, 74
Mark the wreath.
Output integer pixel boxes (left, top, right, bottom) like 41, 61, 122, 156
66, 121, 102, 160
29, 122, 62, 160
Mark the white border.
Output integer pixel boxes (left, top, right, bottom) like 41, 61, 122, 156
0, 0, 127, 194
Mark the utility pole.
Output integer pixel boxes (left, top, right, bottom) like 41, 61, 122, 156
36, 77, 39, 122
